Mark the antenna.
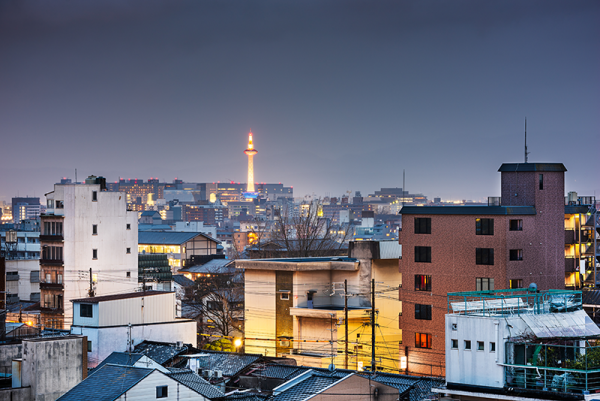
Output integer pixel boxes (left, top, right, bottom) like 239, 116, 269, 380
524, 118, 530, 163
402, 169, 406, 208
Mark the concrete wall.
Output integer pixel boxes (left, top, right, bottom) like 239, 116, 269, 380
21, 336, 84, 401
314, 374, 398, 401
0, 387, 31, 401
5, 259, 39, 301
72, 320, 197, 368
244, 269, 276, 356
0, 343, 22, 377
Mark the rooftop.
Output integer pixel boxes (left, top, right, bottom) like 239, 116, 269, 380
236, 257, 359, 271
400, 205, 537, 215
138, 231, 219, 245
71, 291, 172, 304
498, 162, 567, 172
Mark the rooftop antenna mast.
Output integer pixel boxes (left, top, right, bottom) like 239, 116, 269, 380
524, 118, 530, 163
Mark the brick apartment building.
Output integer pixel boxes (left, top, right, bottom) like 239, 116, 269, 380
398, 163, 566, 377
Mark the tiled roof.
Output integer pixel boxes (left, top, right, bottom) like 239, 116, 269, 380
71, 291, 172, 304
93, 352, 144, 372
173, 274, 195, 287
56, 364, 153, 401
138, 231, 219, 245
168, 371, 225, 399
262, 364, 304, 380
225, 393, 270, 401
134, 341, 191, 365
180, 259, 235, 274
194, 351, 261, 377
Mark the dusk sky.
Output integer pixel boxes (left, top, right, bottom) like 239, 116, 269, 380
1, 0, 598, 203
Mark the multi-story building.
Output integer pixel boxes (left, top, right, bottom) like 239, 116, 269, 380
398, 163, 567, 377
237, 241, 402, 372
40, 177, 139, 329
11, 197, 41, 223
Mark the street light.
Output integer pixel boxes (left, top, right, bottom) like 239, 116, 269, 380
234, 338, 242, 353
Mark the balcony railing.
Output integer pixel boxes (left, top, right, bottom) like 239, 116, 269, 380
39, 259, 63, 266
39, 235, 63, 242
40, 282, 64, 290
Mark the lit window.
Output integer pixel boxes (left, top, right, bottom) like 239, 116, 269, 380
415, 275, 431, 292
415, 333, 432, 349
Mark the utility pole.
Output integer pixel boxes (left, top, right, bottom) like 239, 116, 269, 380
344, 279, 348, 370
371, 278, 376, 373
88, 268, 94, 297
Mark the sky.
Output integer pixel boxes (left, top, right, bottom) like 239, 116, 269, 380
1, 0, 598, 203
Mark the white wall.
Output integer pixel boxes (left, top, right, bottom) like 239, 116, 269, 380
118, 370, 208, 401
5, 259, 39, 301
50, 184, 139, 327
244, 269, 276, 356
72, 320, 197, 368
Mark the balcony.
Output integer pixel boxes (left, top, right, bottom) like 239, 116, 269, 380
39, 307, 63, 314
39, 259, 63, 266
40, 234, 63, 242
564, 230, 576, 245
40, 282, 64, 290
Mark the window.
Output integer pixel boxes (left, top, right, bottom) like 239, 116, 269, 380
510, 249, 523, 261
56, 200, 64, 209
280, 293, 290, 300
126, 271, 131, 278
476, 218, 494, 235
415, 304, 432, 320
92, 191, 97, 201
415, 333, 432, 349
57, 274, 63, 284
87, 341, 92, 352
207, 301, 222, 310
539, 174, 543, 190
465, 340, 471, 350
476, 248, 494, 265
477, 341, 484, 351
126, 247, 131, 254
415, 275, 431, 292
476, 278, 494, 291
80, 304, 93, 318
92, 225, 98, 235
509, 219, 523, 231
126, 223, 131, 230
414, 246, 431, 263
510, 279, 523, 289
414, 218, 431, 234
156, 386, 168, 398
451, 339, 458, 349
490, 342, 496, 352
92, 249, 98, 260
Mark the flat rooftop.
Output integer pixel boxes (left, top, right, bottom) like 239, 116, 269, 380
71, 291, 173, 304
236, 257, 358, 271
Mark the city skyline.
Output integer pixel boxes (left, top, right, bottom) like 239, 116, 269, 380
1, 1, 598, 202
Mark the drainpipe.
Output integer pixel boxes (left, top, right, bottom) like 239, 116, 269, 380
494, 321, 499, 363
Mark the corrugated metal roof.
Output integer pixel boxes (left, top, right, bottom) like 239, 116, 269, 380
520, 310, 600, 338
379, 241, 402, 259
71, 291, 172, 304
400, 206, 536, 215
180, 259, 235, 274
138, 231, 219, 245
498, 163, 567, 172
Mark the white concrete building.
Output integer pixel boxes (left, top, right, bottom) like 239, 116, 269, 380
5, 259, 40, 303
70, 291, 197, 368
40, 177, 139, 329
436, 289, 600, 400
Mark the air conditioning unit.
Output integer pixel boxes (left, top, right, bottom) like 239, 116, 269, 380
215, 370, 223, 378
176, 341, 183, 348
206, 370, 214, 378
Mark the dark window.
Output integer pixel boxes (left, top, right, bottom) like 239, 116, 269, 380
87, 341, 92, 352
539, 174, 543, 190
92, 191, 97, 201
478, 341, 484, 351
510, 249, 523, 261
414, 246, 431, 263
126, 224, 131, 230
510, 279, 523, 289
476, 218, 494, 235
415, 275, 431, 292
156, 386, 168, 398
92, 225, 97, 235
476, 248, 494, 265
92, 249, 98, 259
465, 340, 471, 350
476, 277, 494, 291
415, 333, 432, 349
126, 247, 131, 254
207, 301, 222, 310
415, 304, 432, 320
414, 218, 431, 234
126, 271, 131, 278
490, 342, 496, 352
451, 339, 458, 349
280, 293, 290, 300
80, 304, 93, 318
509, 219, 523, 231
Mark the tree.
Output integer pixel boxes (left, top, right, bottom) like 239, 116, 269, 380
248, 200, 353, 259
185, 271, 244, 346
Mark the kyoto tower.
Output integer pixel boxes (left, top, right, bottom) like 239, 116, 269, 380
243, 131, 258, 197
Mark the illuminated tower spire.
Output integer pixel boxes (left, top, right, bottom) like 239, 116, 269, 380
244, 131, 258, 194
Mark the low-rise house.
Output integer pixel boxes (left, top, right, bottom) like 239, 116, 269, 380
434, 288, 600, 400
69, 291, 197, 367
57, 364, 224, 400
